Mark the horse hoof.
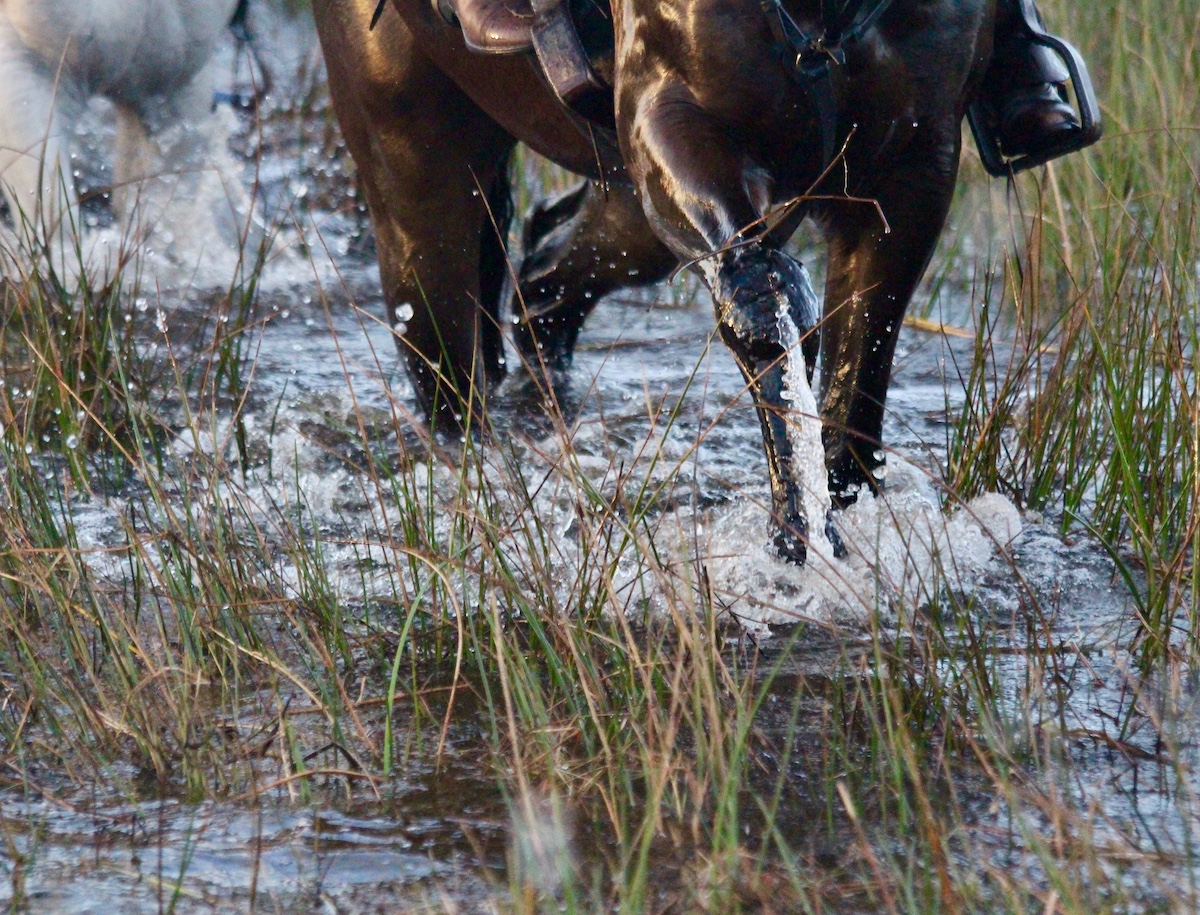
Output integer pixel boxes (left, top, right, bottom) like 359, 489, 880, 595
774, 522, 808, 566
825, 511, 847, 559
511, 301, 582, 373
772, 511, 845, 566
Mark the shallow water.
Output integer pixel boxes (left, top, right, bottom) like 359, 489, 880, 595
0, 8, 1194, 914
8, 267, 1177, 911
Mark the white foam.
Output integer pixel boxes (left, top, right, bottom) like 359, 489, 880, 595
16, 99, 341, 296
698, 456, 1022, 629
51, 341, 1022, 636
776, 305, 834, 561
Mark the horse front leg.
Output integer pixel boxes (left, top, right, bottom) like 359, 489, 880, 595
819, 144, 960, 503
622, 86, 836, 564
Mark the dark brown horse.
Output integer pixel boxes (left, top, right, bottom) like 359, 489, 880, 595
311, 0, 999, 564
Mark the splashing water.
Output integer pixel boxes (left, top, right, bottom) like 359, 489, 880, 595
776, 303, 835, 562
698, 457, 1023, 629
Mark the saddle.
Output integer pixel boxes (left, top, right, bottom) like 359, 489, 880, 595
426, 0, 1100, 175
435, 0, 613, 121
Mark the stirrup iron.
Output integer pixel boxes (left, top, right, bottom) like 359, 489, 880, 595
968, 0, 1101, 176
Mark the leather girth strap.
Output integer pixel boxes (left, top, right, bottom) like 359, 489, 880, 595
759, 0, 896, 169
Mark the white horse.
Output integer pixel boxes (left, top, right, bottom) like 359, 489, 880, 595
0, 0, 255, 281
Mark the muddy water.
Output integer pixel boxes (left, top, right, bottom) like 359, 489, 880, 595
2, 779, 503, 913
1, 9, 1194, 914
4, 267, 1179, 911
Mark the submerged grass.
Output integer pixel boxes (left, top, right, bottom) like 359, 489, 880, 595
0, 0, 1199, 910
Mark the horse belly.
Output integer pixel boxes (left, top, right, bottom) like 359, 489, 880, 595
2, 0, 236, 98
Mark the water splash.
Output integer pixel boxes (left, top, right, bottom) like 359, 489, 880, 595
699, 456, 1023, 629
776, 303, 834, 561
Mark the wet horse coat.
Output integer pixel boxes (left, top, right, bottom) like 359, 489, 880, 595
312, 0, 995, 562
0, 0, 250, 273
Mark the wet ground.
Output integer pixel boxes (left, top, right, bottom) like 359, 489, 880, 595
1, 6, 1195, 913
3, 267, 1180, 911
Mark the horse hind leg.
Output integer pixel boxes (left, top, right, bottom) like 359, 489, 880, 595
313, 0, 515, 426
478, 147, 514, 384
513, 178, 677, 372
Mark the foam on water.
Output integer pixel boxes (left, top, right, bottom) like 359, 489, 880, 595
697, 457, 1022, 628
57, 333, 1024, 635
47, 99, 342, 296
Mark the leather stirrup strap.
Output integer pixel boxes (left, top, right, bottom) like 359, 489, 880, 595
530, 0, 610, 121
370, 0, 388, 29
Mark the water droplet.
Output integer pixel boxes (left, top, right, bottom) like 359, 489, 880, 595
65, 434, 79, 449
396, 303, 415, 322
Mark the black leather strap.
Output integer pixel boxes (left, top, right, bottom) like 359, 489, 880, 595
759, 0, 896, 168
370, 0, 388, 30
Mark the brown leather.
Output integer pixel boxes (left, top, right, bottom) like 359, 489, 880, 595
449, 0, 534, 54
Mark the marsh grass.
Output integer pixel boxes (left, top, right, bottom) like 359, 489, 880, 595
947, 0, 1200, 673
0, 0, 1198, 910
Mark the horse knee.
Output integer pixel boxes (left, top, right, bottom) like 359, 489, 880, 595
713, 245, 819, 375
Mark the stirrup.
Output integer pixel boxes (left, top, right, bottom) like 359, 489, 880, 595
967, 0, 1101, 176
